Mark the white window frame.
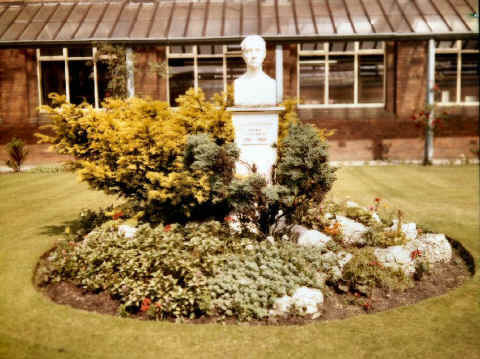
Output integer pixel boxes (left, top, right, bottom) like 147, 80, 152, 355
36, 47, 103, 109
435, 40, 479, 107
297, 41, 386, 109
166, 45, 242, 106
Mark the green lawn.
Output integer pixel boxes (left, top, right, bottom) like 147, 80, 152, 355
0, 165, 479, 359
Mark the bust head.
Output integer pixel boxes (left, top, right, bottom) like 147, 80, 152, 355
241, 35, 266, 72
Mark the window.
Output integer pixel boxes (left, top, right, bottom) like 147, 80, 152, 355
36, 47, 108, 108
435, 40, 479, 105
297, 42, 385, 107
167, 45, 245, 106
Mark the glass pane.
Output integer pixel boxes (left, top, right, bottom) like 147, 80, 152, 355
97, 62, 110, 105
358, 55, 384, 103
461, 53, 479, 103
329, 55, 354, 104
69, 61, 95, 105
435, 53, 457, 103
41, 61, 65, 105
40, 47, 63, 56
68, 47, 93, 58
299, 59, 325, 105
226, 57, 246, 87
168, 58, 194, 106
197, 58, 224, 100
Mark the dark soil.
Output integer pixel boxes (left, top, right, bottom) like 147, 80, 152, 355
38, 248, 472, 325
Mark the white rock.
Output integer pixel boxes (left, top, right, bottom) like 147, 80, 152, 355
336, 251, 353, 270
408, 233, 452, 264
336, 215, 368, 245
346, 201, 360, 208
291, 224, 309, 236
118, 224, 137, 239
374, 245, 416, 275
371, 212, 382, 223
297, 230, 332, 248
390, 220, 417, 240
270, 287, 324, 317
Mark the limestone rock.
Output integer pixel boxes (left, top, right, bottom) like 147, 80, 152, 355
408, 233, 452, 264
118, 224, 137, 239
374, 245, 416, 275
390, 220, 417, 240
336, 251, 353, 270
336, 215, 368, 245
297, 230, 332, 248
270, 287, 324, 317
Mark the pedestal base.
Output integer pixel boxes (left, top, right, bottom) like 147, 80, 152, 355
228, 106, 284, 180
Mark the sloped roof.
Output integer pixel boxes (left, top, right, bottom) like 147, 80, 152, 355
0, 0, 477, 47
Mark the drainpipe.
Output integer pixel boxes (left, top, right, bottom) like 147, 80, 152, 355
275, 44, 283, 104
126, 47, 135, 98
424, 39, 435, 165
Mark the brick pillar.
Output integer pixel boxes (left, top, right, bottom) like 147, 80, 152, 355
395, 41, 427, 119
133, 46, 167, 101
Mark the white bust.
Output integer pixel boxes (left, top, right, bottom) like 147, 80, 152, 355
234, 35, 277, 106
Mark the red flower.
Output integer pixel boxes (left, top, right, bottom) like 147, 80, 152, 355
112, 211, 124, 220
224, 216, 233, 222
411, 249, 422, 260
164, 224, 172, 232
374, 198, 380, 203
140, 298, 152, 312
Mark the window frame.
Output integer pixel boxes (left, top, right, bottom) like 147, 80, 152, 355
166, 45, 243, 106
435, 40, 479, 107
36, 47, 103, 109
297, 41, 386, 109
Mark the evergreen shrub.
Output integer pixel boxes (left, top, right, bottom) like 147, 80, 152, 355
5, 137, 29, 172
37, 89, 236, 222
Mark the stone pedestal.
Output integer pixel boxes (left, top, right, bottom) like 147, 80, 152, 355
228, 106, 284, 180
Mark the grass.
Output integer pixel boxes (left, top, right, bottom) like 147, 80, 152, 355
0, 165, 479, 359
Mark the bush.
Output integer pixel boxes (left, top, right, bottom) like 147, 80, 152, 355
5, 137, 29, 172
37, 90, 236, 223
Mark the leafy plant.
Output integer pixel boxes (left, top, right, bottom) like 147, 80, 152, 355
341, 248, 412, 293
5, 137, 29, 172
94, 43, 128, 99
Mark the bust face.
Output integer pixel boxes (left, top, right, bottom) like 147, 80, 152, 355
241, 35, 266, 71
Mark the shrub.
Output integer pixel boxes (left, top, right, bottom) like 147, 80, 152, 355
4, 137, 29, 172
37, 89, 236, 223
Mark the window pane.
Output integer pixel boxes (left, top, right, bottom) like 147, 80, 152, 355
358, 55, 384, 103
40, 47, 63, 56
197, 58, 224, 100
69, 61, 95, 105
97, 62, 110, 104
169, 58, 194, 106
226, 57, 246, 87
68, 47, 93, 58
435, 53, 457, 103
461, 53, 479, 103
41, 61, 65, 105
299, 57, 325, 104
329, 55, 354, 104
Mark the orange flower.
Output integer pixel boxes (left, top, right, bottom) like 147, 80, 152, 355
224, 216, 233, 222
140, 298, 152, 312
164, 224, 172, 232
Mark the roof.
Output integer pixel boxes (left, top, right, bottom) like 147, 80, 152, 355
0, 0, 478, 47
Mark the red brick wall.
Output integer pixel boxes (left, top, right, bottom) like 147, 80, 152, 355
0, 48, 40, 144
133, 46, 167, 101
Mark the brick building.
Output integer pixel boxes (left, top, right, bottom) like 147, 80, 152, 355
0, 0, 478, 163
